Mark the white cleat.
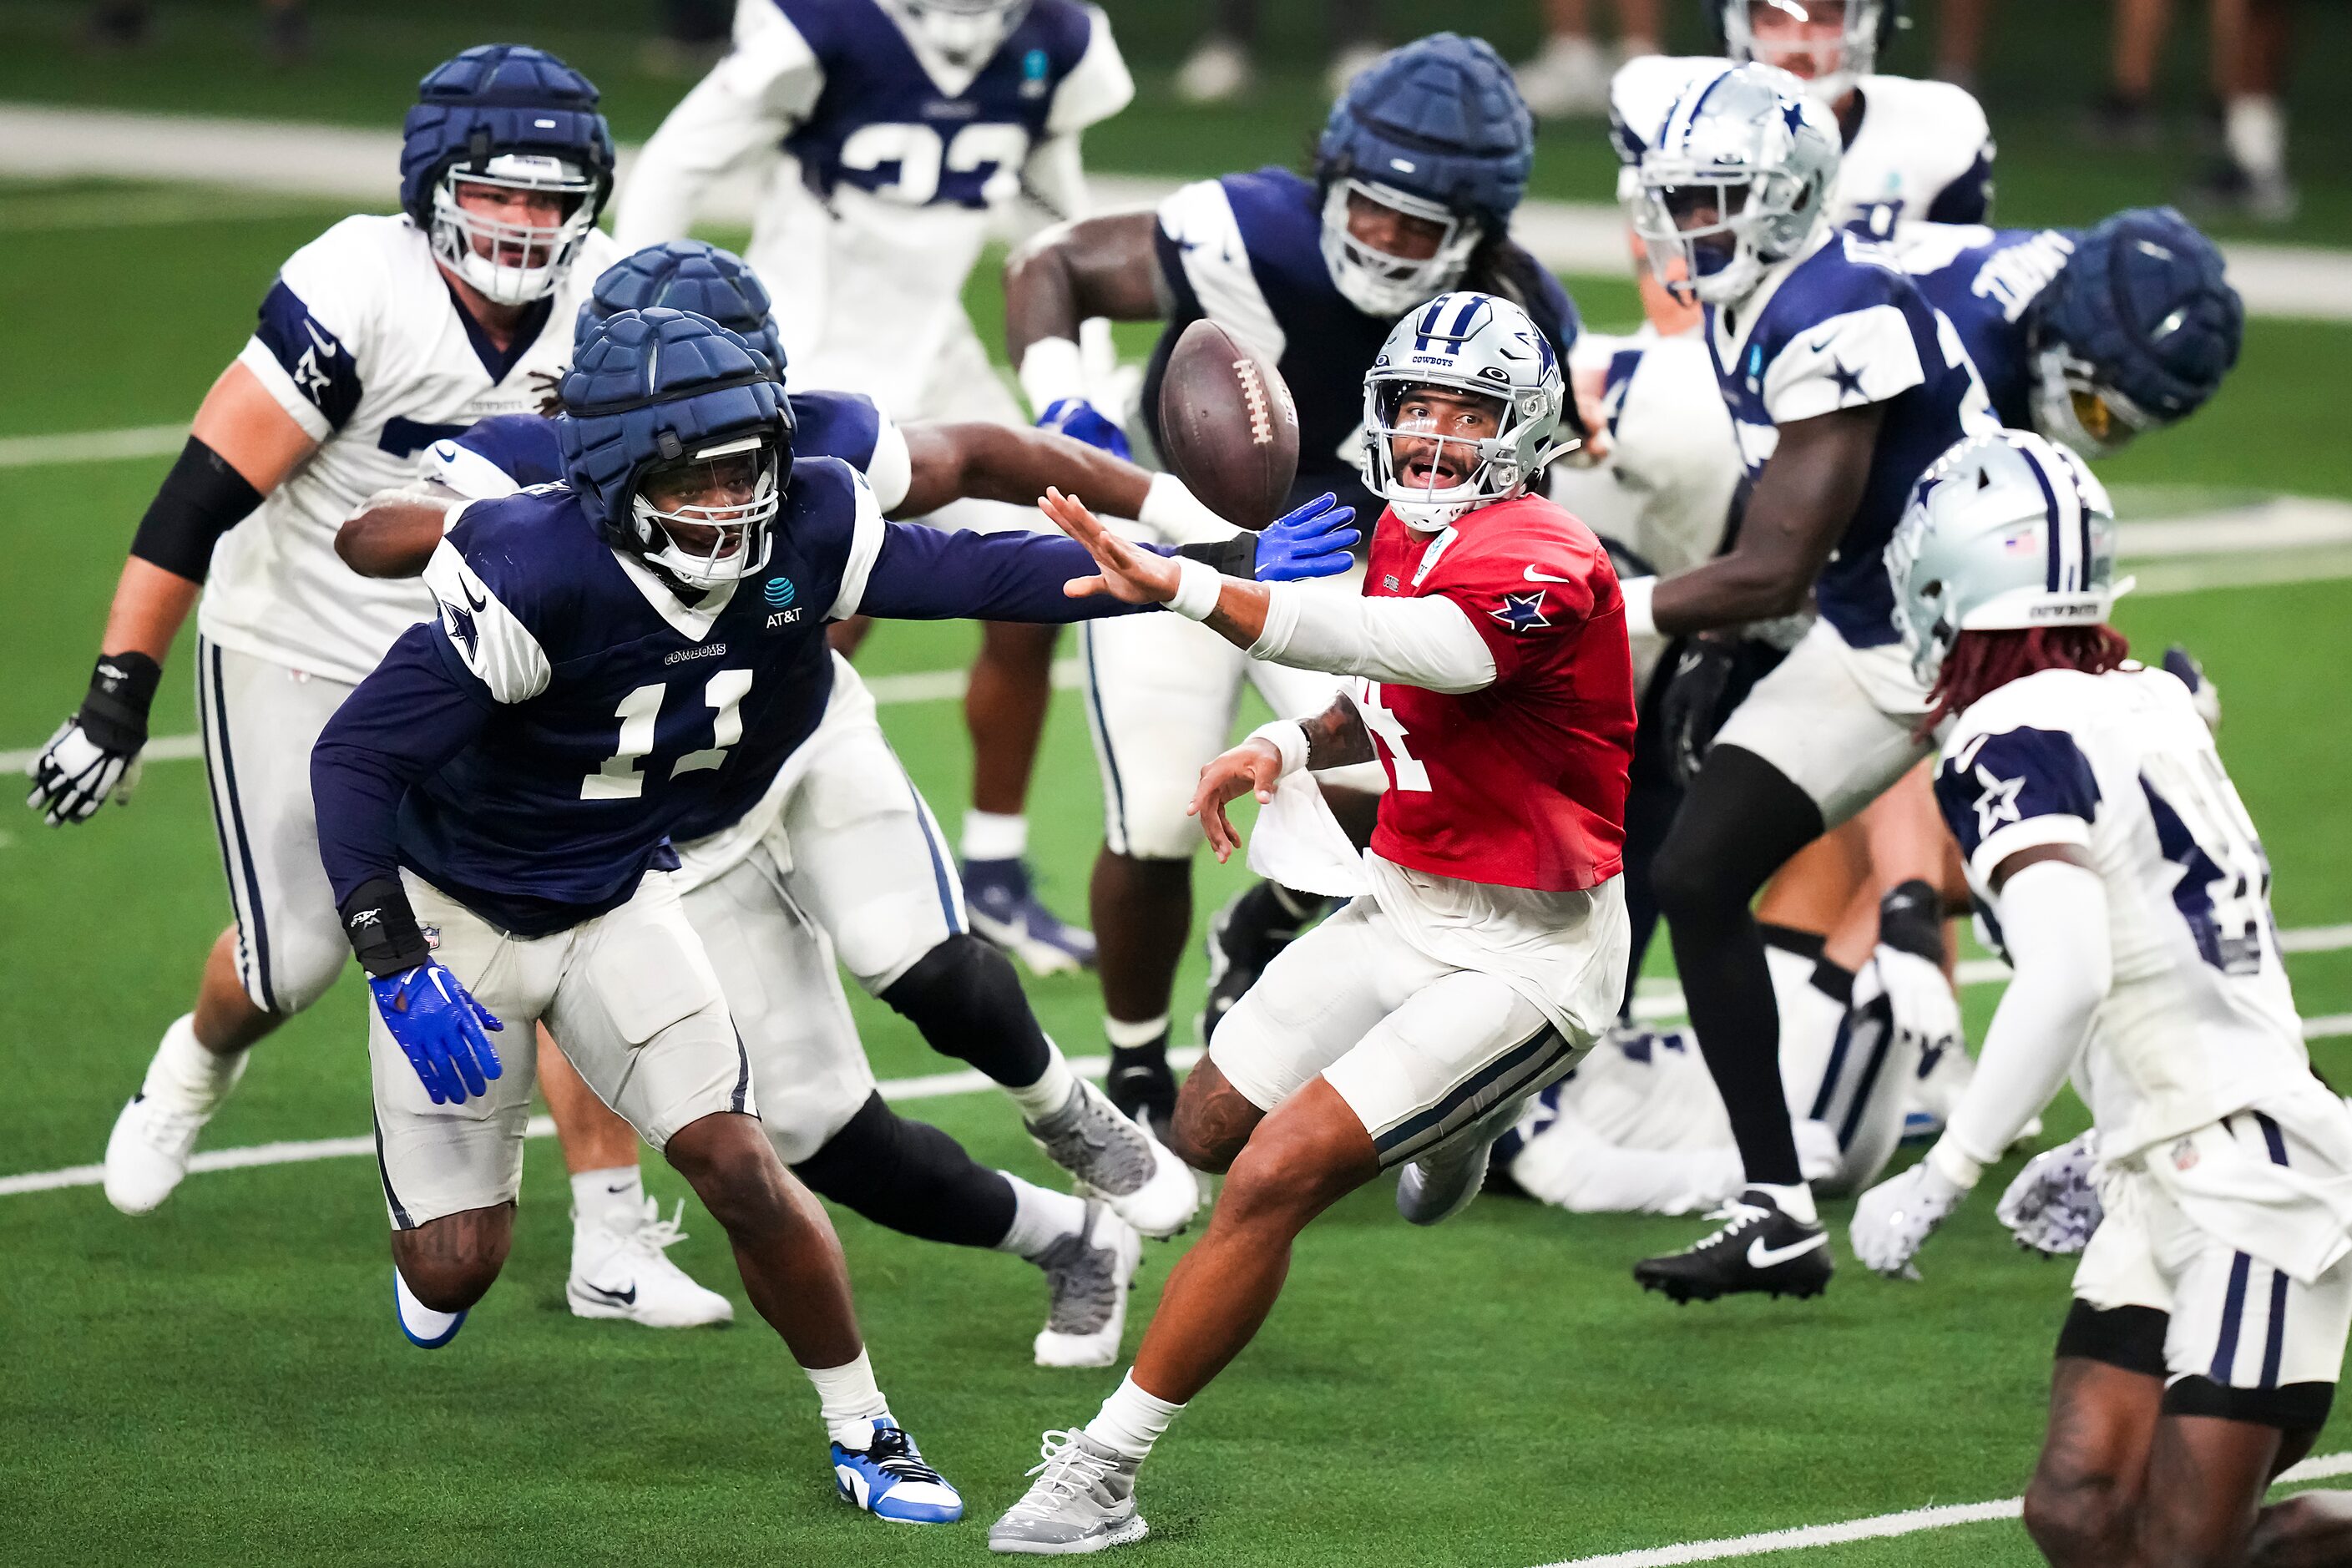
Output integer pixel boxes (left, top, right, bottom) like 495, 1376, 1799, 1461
1396, 1100, 1524, 1227
1026, 1079, 1201, 1240
990, 1430, 1149, 1555
104, 1013, 248, 1216
567, 1196, 735, 1328
1033, 1201, 1142, 1369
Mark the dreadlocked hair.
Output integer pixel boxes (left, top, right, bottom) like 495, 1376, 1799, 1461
1919, 625, 2132, 739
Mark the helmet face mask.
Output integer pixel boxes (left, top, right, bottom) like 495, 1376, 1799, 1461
432, 154, 600, 306
629, 433, 782, 589
1361, 291, 1571, 531
1884, 429, 2127, 688
1721, 0, 1887, 107
2031, 345, 2157, 458
1633, 65, 1836, 308
1319, 179, 1484, 317
895, 0, 1029, 67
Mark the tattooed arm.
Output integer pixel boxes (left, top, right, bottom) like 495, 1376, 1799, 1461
1189, 691, 1373, 862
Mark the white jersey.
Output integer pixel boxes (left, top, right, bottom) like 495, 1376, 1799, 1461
1935, 665, 2313, 1163
202, 215, 620, 685
615, 0, 1131, 420
1610, 57, 1994, 239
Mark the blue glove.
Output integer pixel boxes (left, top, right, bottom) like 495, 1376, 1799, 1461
1034, 397, 1130, 460
371, 963, 504, 1105
1253, 492, 1360, 583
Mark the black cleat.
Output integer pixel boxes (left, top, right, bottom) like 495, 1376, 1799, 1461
1202, 883, 1325, 1044
1105, 1037, 1177, 1142
1634, 1187, 1833, 1303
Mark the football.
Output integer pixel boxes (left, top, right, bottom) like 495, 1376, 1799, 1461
1155, 318, 1300, 530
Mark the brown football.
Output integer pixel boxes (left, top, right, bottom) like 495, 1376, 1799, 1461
1156, 318, 1300, 530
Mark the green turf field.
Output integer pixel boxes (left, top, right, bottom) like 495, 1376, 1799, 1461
3, 175, 2352, 1568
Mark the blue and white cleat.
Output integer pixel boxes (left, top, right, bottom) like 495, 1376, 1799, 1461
832, 1419, 964, 1525
965, 857, 1097, 976
393, 1267, 467, 1349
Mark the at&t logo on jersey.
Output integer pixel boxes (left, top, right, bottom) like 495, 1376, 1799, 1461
764, 574, 802, 630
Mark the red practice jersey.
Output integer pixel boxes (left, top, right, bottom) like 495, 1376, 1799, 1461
1358, 492, 1636, 893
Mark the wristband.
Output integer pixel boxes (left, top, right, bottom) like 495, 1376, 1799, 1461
338, 876, 433, 979
1927, 1136, 1985, 1192
1166, 556, 1223, 620
78, 650, 163, 752
1877, 878, 1945, 965
1018, 336, 1089, 416
1620, 575, 1658, 640
1246, 719, 1309, 777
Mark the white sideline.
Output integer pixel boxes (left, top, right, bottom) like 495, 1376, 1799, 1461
4, 103, 2351, 320
8, 923, 2352, 1198
1542, 1450, 2352, 1566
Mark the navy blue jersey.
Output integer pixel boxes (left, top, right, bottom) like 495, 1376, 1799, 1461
446, 391, 887, 495
776, 0, 1100, 210
1707, 231, 1996, 647
1899, 224, 2078, 431
314, 458, 1149, 935
1144, 168, 1581, 522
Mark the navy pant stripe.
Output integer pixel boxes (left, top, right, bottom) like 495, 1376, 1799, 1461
373, 1115, 414, 1231
2212, 1251, 2254, 1383
204, 641, 279, 1013
1373, 1024, 1566, 1163
1836, 1026, 1896, 1151
730, 1028, 752, 1115
1080, 625, 1130, 852
2262, 1266, 2289, 1388
2255, 1110, 2289, 1167
1808, 1016, 1855, 1124
194, 641, 248, 993
903, 772, 964, 935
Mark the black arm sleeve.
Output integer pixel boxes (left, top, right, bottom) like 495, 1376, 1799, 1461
129, 437, 266, 582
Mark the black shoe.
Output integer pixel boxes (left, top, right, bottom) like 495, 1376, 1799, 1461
1202, 883, 1325, 1044
1104, 1038, 1176, 1142
1634, 1187, 1833, 1303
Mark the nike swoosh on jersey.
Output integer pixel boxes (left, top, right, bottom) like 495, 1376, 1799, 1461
463, 583, 488, 613
1747, 1232, 1828, 1269
1523, 566, 1576, 583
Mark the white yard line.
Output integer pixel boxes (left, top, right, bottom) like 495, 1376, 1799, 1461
4, 103, 2350, 318
1540, 1450, 2352, 1566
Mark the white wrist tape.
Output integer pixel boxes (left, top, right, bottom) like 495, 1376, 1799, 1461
1137, 472, 1238, 546
1620, 575, 1658, 640
1166, 556, 1224, 620
1926, 1136, 1985, 1192
1017, 336, 1088, 416
1246, 719, 1309, 777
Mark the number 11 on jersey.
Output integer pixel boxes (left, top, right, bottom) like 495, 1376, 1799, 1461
583, 671, 754, 800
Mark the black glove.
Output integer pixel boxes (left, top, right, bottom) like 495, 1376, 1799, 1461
25, 651, 160, 825
1655, 637, 1740, 789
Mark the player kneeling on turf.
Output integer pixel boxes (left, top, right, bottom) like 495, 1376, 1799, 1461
989, 292, 1634, 1555
1850, 428, 2352, 1567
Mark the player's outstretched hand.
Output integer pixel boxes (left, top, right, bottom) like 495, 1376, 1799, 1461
1253, 493, 1359, 583
1996, 1130, 2104, 1257
1039, 487, 1181, 605
1189, 738, 1286, 863
1851, 1158, 1970, 1279
370, 962, 505, 1105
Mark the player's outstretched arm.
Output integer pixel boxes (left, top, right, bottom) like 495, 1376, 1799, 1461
27, 362, 315, 827
1004, 213, 1165, 430
1188, 693, 1373, 862
1636, 403, 1884, 640
1852, 844, 2110, 1278
336, 488, 460, 578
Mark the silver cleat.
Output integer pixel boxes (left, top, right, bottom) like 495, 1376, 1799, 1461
989, 1429, 1148, 1555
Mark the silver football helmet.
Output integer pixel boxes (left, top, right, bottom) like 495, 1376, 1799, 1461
1721, 0, 1890, 108
1631, 63, 1839, 307
1361, 291, 1576, 531
1885, 429, 2129, 687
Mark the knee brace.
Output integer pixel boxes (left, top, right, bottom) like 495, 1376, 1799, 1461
878, 933, 1052, 1089
792, 1093, 1015, 1249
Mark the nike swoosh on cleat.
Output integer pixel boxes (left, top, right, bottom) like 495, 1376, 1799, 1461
579, 1281, 638, 1305
1748, 1233, 1829, 1269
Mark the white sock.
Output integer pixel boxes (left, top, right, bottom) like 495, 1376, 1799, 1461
570, 1165, 643, 1232
1085, 1373, 1185, 1461
147, 1012, 245, 1108
1006, 1043, 1080, 1120
1749, 1179, 1818, 1227
806, 1350, 893, 1449
393, 1267, 463, 1340
963, 810, 1028, 863
994, 1174, 1091, 1261
1104, 1014, 1169, 1050
2226, 94, 2285, 179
